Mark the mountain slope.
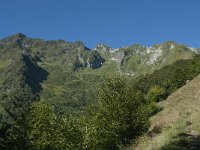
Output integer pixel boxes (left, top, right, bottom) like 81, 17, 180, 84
99, 41, 197, 76
0, 48, 48, 124
1, 34, 199, 76
130, 74, 200, 150
0, 33, 105, 71
0, 33, 200, 115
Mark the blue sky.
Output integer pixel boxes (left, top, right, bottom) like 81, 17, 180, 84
0, 0, 200, 48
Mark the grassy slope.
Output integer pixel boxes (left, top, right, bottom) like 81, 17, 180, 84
128, 74, 200, 150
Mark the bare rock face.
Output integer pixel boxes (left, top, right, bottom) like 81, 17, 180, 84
95, 43, 112, 52
110, 50, 124, 63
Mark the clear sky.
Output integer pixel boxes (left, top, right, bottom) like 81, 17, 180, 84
0, 0, 200, 48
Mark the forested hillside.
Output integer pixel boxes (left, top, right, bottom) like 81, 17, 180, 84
1, 33, 200, 149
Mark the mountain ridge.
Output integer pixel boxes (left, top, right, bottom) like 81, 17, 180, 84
1, 33, 199, 77
1, 33, 199, 53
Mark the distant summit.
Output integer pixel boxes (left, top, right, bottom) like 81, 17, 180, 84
94, 43, 112, 51
0, 33, 27, 43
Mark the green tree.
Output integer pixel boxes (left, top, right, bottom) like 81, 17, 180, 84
82, 76, 150, 150
0, 85, 34, 150
27, 101, 59, 149
27, 100, 83, 150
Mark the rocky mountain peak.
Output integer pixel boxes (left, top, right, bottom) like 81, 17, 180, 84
95, 43, 113, 52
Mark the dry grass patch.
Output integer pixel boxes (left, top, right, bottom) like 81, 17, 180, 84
127, 74, 200, 150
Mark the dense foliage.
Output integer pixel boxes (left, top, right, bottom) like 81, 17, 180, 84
134, 55, 200, 103
0, 55, 36, 149
81, 76, 150, 149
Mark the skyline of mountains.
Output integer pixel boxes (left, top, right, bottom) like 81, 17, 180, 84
0, 33, 199, 80
1, 33, 200, 50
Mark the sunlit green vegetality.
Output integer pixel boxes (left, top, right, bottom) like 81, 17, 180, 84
1, 33, 200, 149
